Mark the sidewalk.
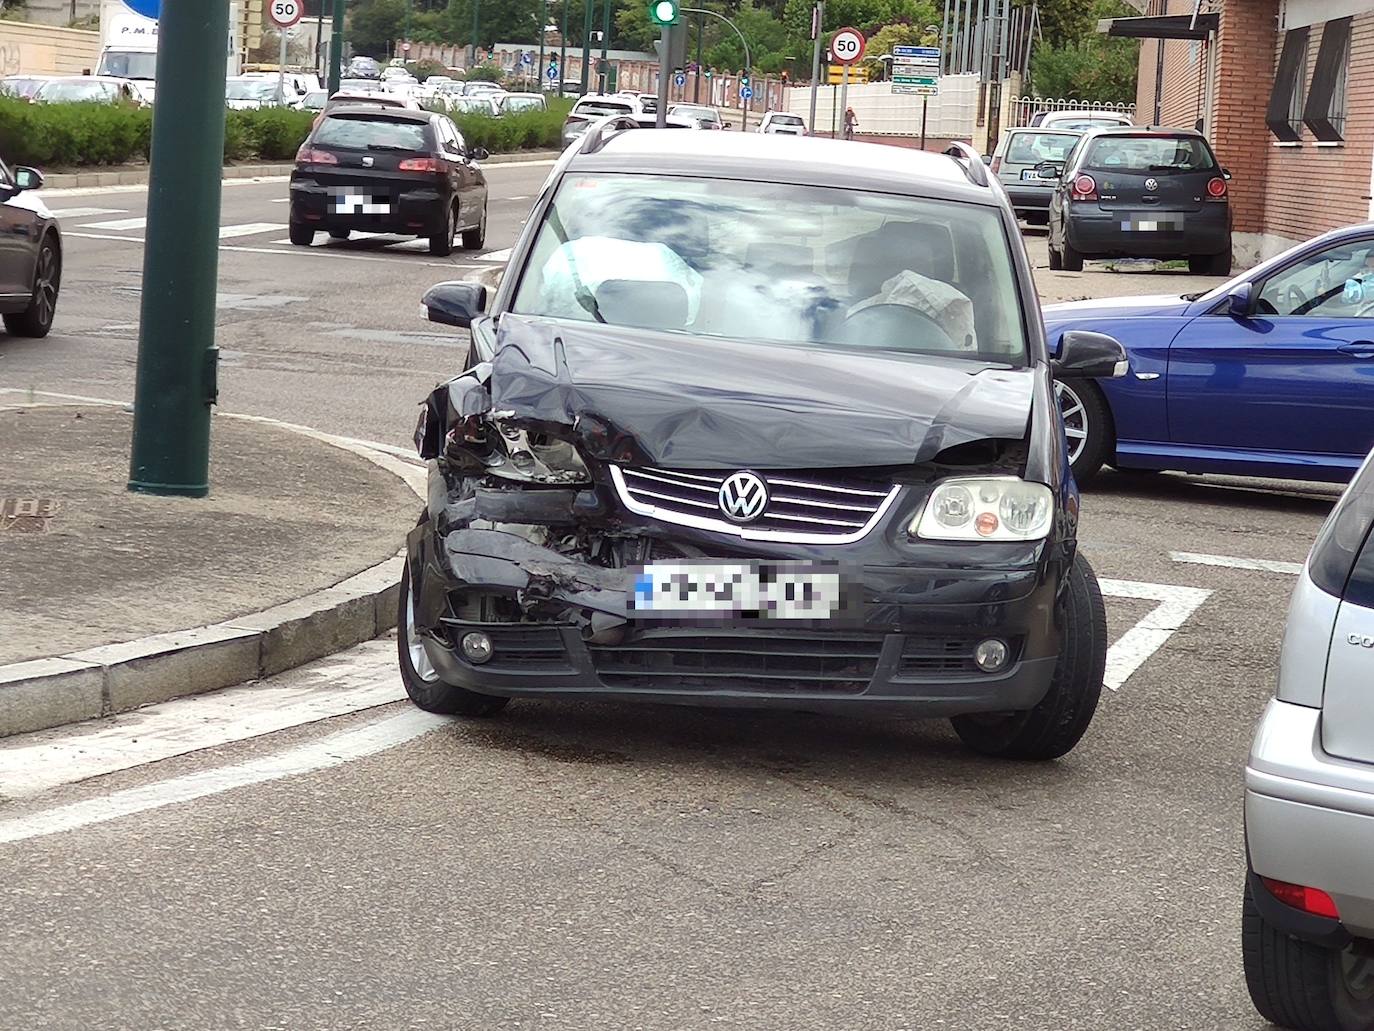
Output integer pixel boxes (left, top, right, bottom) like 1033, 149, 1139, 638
0, 402, 421, 736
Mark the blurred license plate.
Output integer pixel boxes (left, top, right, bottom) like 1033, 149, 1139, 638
1020, 169, 1042, 180
1122, 218, 1177, 231
631, 561, 845, 621
330, 190, 390, 215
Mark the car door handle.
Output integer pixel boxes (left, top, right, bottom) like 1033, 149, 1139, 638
1339, 342, 1374, 358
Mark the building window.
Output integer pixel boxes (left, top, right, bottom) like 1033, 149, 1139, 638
1266, 27, 1309, 142
1304, 17, 1352, 141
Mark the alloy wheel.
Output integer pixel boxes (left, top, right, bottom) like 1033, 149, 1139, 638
405, 587, 439, 683
34, 245, 57, 327
1055, 380, 1089, 466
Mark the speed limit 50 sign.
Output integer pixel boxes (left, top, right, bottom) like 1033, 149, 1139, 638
268, 0, 303, 28
830, 26, 866, 65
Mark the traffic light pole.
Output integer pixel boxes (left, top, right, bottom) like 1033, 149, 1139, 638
580, 0, 592, 93
808, 0, 824, 133
327, 0, 343, 93
127, 0, 230, 497
681, 8, 748, 127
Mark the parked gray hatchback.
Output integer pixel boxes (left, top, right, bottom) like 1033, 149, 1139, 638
1244, 449, 1374, 1030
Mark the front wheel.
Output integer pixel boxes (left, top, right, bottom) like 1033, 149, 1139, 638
3, 234, 59, 338
951, 552, 1107, 761
328, 228, 350, 241
1055, 378, 1113, 485
397, 557, 510, 718
1242, 879, 1374, 1031
288, 221, 314, 247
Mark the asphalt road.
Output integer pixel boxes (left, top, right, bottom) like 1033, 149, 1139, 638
0, 166, 1319, 1030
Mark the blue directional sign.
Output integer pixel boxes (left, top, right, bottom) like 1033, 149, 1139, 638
547, 64, 558, 80
122, 0, 158, 16
521, 50, 533, 65
892, 45, 939, 57
740, 85, 753, 100
674, 71, 685, 87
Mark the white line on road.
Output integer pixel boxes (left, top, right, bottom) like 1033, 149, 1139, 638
269, 197, 290, 203
0, 708, 446, 845
1170, 551, 1304, 576
218, 221, 287, 239
1099, 579, 1213, 691
478, 247, 512, 263
78, 216, 147, 231
46, 206, 127, 218
64, 230, 484, 269
0, 642, 404, 799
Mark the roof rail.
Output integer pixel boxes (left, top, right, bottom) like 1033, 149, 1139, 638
943, 141, 989, 187
579, 114, 643, 155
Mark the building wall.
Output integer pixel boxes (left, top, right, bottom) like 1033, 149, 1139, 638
1135, 0, 1208, 129
1259, 12, 1374, 247
1210, 0, 1279, 247
0, 22, 100, 77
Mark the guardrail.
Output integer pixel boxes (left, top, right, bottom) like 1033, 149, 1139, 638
1009, 96, 1136, 127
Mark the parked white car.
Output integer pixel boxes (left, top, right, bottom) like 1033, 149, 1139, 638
758, 111, 806, 136
1032, 109, 1132, 131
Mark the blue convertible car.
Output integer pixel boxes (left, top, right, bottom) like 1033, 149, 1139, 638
1044, 222, 1374, 484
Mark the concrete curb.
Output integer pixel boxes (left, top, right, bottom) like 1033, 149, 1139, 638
0, 397, 425, 739
42, 150, 561, 190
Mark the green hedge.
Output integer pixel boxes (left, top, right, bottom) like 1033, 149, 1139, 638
0, 95, 570, 169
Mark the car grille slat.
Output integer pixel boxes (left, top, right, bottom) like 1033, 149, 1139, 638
612, 465, 897, 542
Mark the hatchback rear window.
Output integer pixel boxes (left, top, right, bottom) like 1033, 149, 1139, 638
1005, 132, 1078, 164
314, 116, 430, 151
575, 101, 633, 117
1083, 134, 1216, 173
771, 114, 804, 125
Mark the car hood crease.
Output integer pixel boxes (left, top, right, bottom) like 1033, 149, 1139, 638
487, 315, 1036, 469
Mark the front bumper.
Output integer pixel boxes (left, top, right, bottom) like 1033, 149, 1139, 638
406, 513, 1067, 716
1246, 698, 1374, 940
289, 176, 448, 235
1065, 203, 1229, 258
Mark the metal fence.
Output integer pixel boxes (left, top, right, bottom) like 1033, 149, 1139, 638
1009, 96, 1137, 127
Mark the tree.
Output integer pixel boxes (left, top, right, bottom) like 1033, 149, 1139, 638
1027, 0, 1139, 101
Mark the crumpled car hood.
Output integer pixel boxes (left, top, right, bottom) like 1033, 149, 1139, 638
488, 315, 1034, 469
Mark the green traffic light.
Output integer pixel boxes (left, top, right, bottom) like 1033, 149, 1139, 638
649, 0, 677, 25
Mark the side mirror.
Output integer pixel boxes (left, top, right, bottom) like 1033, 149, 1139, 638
13, 166, 42, 192
1224, 281, 1253, 318
471, 145, 490, 161
1052, 330, 1128, 379
423, 281, 488, 328
1034, 160, 1062, 180
981, 153, 992, 165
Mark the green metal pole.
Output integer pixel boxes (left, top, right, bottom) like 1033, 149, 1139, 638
126, 0, 230, 497
579, 0, 591, 93
538, 0, 546, 82
471, 0, 480, 67
560, 0, 568, 89
404, 0, 411, 57
328, 0, 343, 93
598, 0, 609, 91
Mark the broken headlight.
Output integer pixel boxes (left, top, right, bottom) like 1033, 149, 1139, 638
910, 477, 1053, 542
485, 418, 591, 485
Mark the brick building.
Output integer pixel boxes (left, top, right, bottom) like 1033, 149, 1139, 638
1110, 0, 1372, 263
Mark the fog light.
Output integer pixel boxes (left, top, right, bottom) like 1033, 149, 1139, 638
974, 638, 1009, 673
460, 631, 493, 664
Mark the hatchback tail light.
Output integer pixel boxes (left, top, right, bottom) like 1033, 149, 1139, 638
989, 156, 1002, 174
1071, 173, 1098, 201
1206, 176, 1228, 199
399, 156, 440, 172
296, 146, 338, 165
1262, 877, 1340, 920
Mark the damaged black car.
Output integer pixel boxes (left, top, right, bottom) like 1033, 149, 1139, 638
399, 128, 1128, 760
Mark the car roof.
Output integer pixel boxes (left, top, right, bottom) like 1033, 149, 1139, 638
1043, 110, 1130, 119
568, 131, 997, 204
502, 92, 543, 99
1081, 125, 1208, 139
320, 104, 433, 123
1008, 126, 1080, 135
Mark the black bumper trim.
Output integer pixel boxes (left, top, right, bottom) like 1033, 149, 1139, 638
1247, 868, 1353, 950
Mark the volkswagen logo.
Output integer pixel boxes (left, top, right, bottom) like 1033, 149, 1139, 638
1144, 177, 1159, 193
718, 471, 769, 523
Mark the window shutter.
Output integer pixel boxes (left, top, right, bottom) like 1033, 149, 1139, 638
1303, 17, 1352, 142
1266, 27, 1309, 142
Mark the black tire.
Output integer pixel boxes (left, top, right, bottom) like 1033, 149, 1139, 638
429, 204, 456, 257
1047, 242, 1063, 270
461, 203, 487, 250
951, 552, 1106, 760
328, 228, 350, 241
1061, 238, 1085, 272
288, 221, 314, 247
1024, 211, 1049, 226
1242, 880, 1374, 1031
1056, 378, 1113, 485
3, 233, 59, 338
1190, 247, 1233, 276
398, 556, 510, 718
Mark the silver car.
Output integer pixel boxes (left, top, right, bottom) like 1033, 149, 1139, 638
1243, 450, 1374, 1030
989, 128, 1079, 225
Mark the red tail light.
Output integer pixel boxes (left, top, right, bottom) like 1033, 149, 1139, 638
399, 157, 440, 172
989, 156, 1002, 174
295, 146, 338, 165
1206, 176, 1228, 199
1071, 174, 1098, 201
1262, 877, 1340, 919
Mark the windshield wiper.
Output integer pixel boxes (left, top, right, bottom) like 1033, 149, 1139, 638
365, 143, 414, 152
1146, 164, 1190, 172
546, 208, 606, 324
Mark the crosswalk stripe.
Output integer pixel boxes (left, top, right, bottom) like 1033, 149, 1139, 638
217, 222, 286, 239
79, 216, 146, 231
48, 206, 127, 218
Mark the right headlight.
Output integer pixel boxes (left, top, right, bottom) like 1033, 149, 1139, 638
909, 477, 1054, 542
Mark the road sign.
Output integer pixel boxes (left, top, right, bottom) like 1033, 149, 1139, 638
740, 85, 753, 100
830, 26, 865, 65
122, 0, 158, 18
893, 83, 938, 96
402, 41, 411, 53
521, 50, 533, 65
267, 0, 302, 29
674, 71, 685, 87
892, 45, 939, 58
547, 64, 558, 81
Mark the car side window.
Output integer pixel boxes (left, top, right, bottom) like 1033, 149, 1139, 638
1256, 239, 1374, 318
450, 123, 468, 156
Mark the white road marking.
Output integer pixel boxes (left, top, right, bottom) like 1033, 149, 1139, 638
1170, 551, 1304, 576
1099, 579, 1212, 692
218, 221, 286, 239
46, 206, 127, 218
0, 643, 403, 799
0, 708, 446, 845
269, 197, 290, 203
478, 247, 512, 263
78, 216, 147, 231
66, 230, 481, 269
